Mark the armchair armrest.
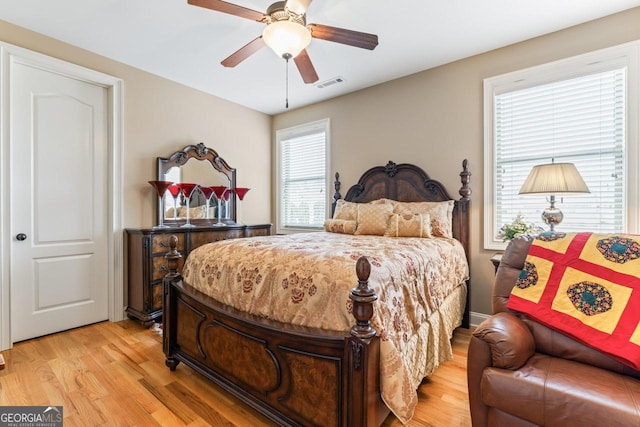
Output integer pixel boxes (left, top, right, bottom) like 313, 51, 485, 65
472, 312, 535, 370
467, 312, 536, 427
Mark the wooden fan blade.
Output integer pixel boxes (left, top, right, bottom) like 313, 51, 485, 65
221, 37, 266, 67
188, 0, 265, 22
285, 0, 313, 15
294, 50, 319, 84
308, 24, 378, 50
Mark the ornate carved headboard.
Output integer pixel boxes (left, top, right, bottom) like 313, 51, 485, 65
341, 160, 470, 203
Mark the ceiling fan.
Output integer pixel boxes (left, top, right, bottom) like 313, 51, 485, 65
187, 0, 379, 84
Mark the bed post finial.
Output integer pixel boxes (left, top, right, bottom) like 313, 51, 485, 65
459, 159, 471, 200
347, 257, 380, 423
332, 172, 342, 217
333, 172, 341, 202
350, 257, 377, 339
165, 235, 183, 276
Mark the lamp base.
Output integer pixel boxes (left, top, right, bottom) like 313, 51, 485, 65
542, 206, 563, 231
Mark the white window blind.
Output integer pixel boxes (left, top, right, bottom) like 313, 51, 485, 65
278, 122, 328, 231
495, 68, 626, 237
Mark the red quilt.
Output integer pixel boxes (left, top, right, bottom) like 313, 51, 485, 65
507, 232, 640, 369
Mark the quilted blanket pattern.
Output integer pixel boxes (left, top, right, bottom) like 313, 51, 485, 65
508, 232, 640, 369
182, 232, 469, 423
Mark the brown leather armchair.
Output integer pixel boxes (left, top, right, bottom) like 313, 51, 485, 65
467, 235, 640, 426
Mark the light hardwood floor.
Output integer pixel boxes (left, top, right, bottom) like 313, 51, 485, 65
0, 320, 472, 426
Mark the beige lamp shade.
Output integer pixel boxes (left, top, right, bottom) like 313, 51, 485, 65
519, 162, 590, 195
262, 20, 311, 58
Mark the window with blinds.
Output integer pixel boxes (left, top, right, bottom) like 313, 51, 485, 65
496, 68, 626, 234
484, 41, 639, 249
277, 119, 329, 232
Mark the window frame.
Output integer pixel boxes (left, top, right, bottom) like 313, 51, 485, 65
275, 118, 331, 234
484, 41, 640, 250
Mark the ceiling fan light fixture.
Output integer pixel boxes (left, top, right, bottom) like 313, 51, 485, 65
262, 20, 311, 59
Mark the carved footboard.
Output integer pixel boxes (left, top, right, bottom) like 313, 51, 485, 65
162, 237, 388, 427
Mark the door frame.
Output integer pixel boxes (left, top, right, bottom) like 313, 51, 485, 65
0, 41, 124, 350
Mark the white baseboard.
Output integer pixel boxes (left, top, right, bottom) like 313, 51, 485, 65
469, 311, 490, 328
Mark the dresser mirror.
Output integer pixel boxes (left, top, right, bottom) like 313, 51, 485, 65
156, 143, 236, 226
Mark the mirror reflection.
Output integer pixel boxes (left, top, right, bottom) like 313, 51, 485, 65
156, 143, 236, 225
163, 159, 231, 221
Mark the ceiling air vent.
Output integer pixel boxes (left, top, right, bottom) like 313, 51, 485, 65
316, 77, 345, 89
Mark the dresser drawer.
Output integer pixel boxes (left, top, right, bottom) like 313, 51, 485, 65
152, 254, 185, 281
190, 229, 244, 250
151, 282, 164, 312
245, 225, 271, 237
151, 233, 185, 254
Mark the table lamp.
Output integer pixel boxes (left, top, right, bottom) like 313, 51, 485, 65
518, 161, 590, 231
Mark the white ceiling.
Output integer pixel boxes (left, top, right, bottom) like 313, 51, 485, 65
1, 0, 639, 115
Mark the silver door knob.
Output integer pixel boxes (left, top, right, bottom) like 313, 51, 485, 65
16, 233, 27, 241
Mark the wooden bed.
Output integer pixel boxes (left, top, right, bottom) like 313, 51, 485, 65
162, 160, 471, 426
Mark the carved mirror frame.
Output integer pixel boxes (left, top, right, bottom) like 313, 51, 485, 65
157, 143, 236, 226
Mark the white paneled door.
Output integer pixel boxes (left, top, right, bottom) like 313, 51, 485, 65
10, 60, 109, 342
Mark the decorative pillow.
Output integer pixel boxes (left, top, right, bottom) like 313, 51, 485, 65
333, 199, 359, 221
333, 198, 395, 221
324, 219, 357, 235
354, 203, 394, 236
176, 206, 188, 218
393, 200, 454, 238
384, 213, 432, 238
373, 198, 396, 207
189, 205, 207, 218
507, 232, 640, 369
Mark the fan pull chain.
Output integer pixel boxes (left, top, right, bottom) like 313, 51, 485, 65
283, 53, 292, 109
286, 57, 289, 109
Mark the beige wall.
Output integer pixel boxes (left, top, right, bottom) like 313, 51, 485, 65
273, 7, 640, 318
4, 6, 638, 319
0, 19, 272, 229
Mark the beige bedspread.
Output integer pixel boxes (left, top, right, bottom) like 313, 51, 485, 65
182, 232, 469, 423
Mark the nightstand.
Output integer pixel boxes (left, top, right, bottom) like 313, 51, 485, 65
491, 253, 503, 273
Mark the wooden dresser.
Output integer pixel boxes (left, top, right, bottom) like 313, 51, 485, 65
125, 224, 271, 325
